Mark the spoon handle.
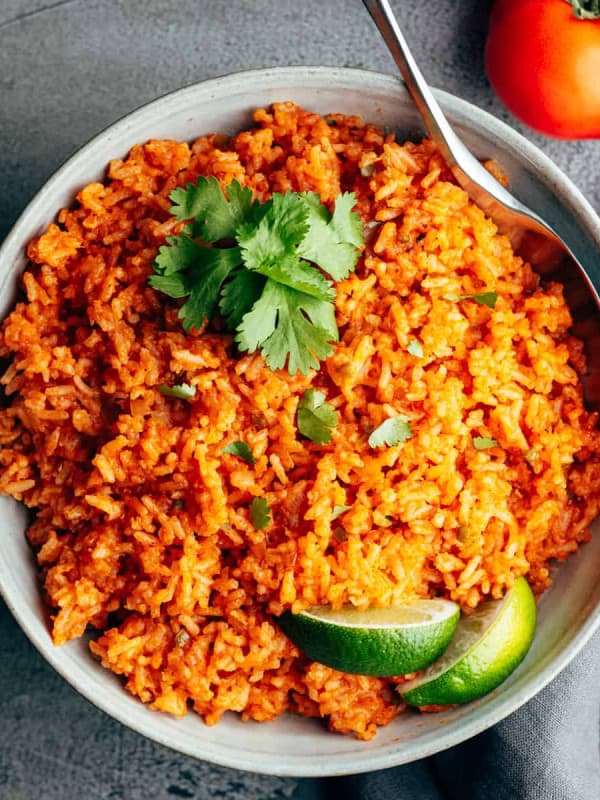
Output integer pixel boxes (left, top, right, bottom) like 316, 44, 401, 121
363, 0, 600, 321
361, 0, 516, 205
362, 1, 455, 156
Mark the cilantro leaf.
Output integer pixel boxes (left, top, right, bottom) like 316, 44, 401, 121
170, 177, 257, 241
236, 281, 336, 375
219, 267, 266, 329
178, 247, 242, 330
238, 192, 309, 269
158, 383, 196, 400
330, 192, 364, 248
222, 440, 256, 464
297, 388, 338, 444
368, 416, 412, 448
238, 192, 333, 302
148, 272, 189, 298
249, 497, 271, 530
473, 436, 499, 450
154, 234, 204, 276
297, 294, 338, 340
298, 192, 364, 280
332, 504, 351, 520
407, 338, 423, 358
249, 253, 334, 301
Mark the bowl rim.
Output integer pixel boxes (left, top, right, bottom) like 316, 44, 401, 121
1, 65, 599, 777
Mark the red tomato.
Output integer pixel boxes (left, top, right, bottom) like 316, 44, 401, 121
485, 0, 600, 138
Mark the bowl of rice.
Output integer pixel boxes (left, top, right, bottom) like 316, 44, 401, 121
0, 66, 599, 776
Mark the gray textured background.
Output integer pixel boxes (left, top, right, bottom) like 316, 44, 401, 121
0, 1, 598, 798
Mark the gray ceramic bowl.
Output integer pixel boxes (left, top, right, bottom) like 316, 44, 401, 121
0, 67, 599, 777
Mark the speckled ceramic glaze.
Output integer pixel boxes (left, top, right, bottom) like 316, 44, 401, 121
1, 67, 599, 777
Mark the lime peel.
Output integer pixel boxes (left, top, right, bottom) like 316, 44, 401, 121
277, 599, 460, 677
400, 577, 537, 706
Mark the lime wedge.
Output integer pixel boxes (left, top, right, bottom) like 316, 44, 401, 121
401, 577, 537, 706
277, 600, 460, 677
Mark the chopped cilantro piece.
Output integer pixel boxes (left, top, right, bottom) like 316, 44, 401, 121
222, 440, 256, 465
468, 292, 498, 308
407, 338, 423, 358
368, 415, 412, 448
443, 291, 498, 308
296, 388, 339, 445
332, 504, 351, 520
158, 382, 196, 400
473, 436, 499, 450
249, 497, 271, 530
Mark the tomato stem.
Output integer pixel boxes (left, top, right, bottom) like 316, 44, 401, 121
567, 0, 600, 19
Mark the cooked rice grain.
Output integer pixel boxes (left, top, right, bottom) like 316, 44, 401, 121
1, 103, 599, 739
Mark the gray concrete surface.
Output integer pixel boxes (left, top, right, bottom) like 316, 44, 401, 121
0, 1, 598, 798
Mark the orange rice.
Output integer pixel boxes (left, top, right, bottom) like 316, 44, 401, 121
1, 102, 600, 740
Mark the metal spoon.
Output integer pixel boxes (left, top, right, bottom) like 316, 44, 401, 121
362, 0, 600, 309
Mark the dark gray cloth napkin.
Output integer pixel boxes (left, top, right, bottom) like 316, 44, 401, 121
327, 629, 600, 800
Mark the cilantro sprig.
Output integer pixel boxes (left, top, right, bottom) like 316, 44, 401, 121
150, 177, 364, 375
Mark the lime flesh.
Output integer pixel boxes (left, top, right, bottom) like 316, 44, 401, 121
277, 599, 460, 677
401, 577, 537, 706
